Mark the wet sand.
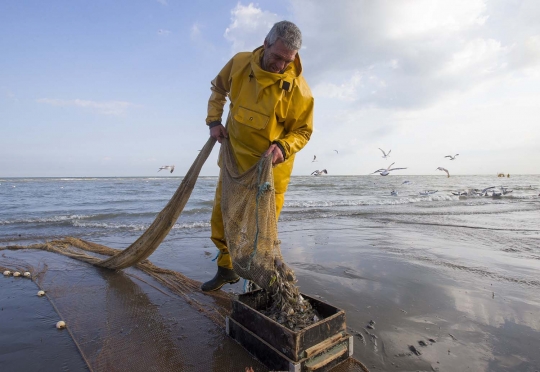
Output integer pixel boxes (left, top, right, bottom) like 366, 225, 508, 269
177, 217, 540, 371
278, 218, 540, 371
2, 215, 540, 371
0, 274, 88, 371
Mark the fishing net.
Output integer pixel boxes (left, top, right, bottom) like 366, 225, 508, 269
0, 136, 368, 371
219, 139, 316, 329
2, 136, 313, 328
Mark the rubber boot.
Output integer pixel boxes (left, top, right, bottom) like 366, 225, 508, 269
201, 266, 240, 292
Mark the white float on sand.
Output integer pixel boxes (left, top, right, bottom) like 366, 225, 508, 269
13, 271, 21, 277
56, 321, 66, 329
37, 290, 45, 296
3, 270, 11, 276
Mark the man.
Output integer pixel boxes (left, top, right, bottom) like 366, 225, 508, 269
202, 21, 314, 292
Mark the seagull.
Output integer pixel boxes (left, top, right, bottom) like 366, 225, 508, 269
311, 169, 328, 176
371, 162, 407, 176
473, 186, 496, 196
378, 148, 391, 159
390, 190, 398, 196
312, 155, 317, 162
334, 150, 339, 154
500, 186, 513, 195
158, 165, 175, 173
402, 180, 411, 185
445, 154, 459, 160
436, 167, 450, 177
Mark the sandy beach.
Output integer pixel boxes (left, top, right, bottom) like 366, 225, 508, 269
2, 214, 539, 371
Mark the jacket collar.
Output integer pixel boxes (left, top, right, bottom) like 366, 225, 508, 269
250, 46, 303, 90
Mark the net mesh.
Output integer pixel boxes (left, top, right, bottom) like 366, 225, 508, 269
219, 139, 316, 329
0, 136, 363, 369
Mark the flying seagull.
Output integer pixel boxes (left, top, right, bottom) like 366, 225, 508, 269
371, 162, 407, 176
158, 165, 175, 173
436, 167, 450, 177
311, 169, 328, 176
334, 150, 339, 154
379, 148, 391, 159
312, 155, 317, 162
445, 154, 459, 160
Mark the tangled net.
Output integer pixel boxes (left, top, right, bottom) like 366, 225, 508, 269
1, 136, 317, 330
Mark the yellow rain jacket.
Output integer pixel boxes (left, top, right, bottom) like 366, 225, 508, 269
206, 46, 314, 194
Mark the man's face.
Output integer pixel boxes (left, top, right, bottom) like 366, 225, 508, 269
262, 39, 297, 74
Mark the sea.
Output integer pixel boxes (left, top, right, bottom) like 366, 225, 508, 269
1, 175, 539, 286
0, 175, 540, 268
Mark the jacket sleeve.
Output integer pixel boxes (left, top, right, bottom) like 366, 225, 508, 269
206, 58, 234, 125
274, 86, 314, 159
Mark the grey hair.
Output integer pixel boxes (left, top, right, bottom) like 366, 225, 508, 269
265, 21, 302, 51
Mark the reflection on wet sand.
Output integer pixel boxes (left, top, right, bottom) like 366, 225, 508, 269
279, 217, 540, 371
1, 250, 266, 371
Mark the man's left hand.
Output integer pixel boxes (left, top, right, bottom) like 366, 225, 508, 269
263, 144, 284, 166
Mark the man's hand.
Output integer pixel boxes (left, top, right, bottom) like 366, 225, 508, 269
263, 144, 284, 166
210, 124, 228, 143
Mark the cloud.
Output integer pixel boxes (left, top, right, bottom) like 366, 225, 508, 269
37, 98, 135, 116
509, 34, 540, 76
291, 0, 539, 110
224, 3, 280, 55
216, 1, 540, 175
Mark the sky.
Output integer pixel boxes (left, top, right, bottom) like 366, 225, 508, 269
1, 0, 539, 177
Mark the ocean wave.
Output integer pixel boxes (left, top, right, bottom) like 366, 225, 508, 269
284, 194, 458, 208
0, 214, 95, 225
0, 208, 214, 226
72, 221, 210, 231
505, 194, 539, 200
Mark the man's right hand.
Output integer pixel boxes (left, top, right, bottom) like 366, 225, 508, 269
210, 124, 228, 143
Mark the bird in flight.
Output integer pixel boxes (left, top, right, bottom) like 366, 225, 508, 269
445, 154, 459, 160
436, 167, 450, 177
311, 169, 328, 176
312, 155, 317, 162
371, 162, 407, 176
158, 165, 175, 173
379, 148, 391, 159
334, 150, 339, 154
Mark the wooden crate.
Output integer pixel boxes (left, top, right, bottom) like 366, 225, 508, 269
226, 289, 353, 371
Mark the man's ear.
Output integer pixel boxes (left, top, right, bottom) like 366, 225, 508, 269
263, 39, 268, 49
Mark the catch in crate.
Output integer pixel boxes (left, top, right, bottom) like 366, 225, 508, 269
226, 289, 353, 371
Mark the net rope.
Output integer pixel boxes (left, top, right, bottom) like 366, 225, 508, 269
1, 137, 371, 370
1, 136, 314, 329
